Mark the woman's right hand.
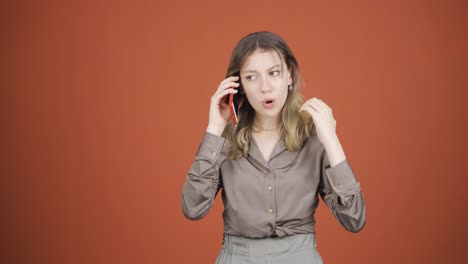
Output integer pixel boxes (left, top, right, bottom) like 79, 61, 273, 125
206, 76, 240, 136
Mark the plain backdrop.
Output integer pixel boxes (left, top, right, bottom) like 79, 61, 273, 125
3, 0, 468, 263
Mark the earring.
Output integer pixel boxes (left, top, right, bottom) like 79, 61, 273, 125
288, 84, 293, 91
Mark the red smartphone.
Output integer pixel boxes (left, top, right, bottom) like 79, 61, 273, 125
224, 78, 242, 125
227, 90, 240, 124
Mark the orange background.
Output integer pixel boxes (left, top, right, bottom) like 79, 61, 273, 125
3, 0, 468, 263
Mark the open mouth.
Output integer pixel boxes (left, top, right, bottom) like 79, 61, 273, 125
263, 99, 276, 109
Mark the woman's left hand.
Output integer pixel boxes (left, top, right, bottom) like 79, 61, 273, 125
299, 97, 337, 144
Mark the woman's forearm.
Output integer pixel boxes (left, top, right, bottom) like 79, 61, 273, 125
322, 133, 347, 167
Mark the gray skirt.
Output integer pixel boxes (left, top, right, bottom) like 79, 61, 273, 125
215, 233, 323, 264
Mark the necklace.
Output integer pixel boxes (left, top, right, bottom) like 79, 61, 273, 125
253, 123, 280, 131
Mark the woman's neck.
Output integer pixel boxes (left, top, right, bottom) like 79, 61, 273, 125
252, 115, 281, 131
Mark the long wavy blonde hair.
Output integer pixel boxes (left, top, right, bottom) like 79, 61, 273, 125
221, 31, 315, 159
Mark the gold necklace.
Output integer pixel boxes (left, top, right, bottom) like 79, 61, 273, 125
253, 123, 280, 131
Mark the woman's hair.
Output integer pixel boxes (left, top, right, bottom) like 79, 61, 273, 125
221, 31, 315, 159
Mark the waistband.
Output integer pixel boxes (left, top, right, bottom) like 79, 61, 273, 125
221, 233, 317, 256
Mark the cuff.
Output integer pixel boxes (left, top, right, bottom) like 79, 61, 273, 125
324, 159, 361, 195
196, 131, 227, 163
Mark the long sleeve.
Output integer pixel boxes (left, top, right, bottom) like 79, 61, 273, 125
318, 144, 366, 233
181, 132, 229, 220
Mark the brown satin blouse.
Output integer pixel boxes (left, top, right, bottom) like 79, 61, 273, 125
181, 128, 366, 238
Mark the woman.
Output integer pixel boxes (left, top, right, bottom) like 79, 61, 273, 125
181, 31, 366, 264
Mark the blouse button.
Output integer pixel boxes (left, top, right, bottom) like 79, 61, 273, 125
267, 186, 272, 191
268, 208, 273, 213
212, 152, 217, 157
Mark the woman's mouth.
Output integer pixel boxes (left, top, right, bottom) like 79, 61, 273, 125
263, 99, 276, 109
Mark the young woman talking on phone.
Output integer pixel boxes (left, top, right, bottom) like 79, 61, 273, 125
181, 31, 366, 264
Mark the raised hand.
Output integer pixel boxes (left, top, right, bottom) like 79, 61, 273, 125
299, 97, 337, 144
206, 76, 240, 136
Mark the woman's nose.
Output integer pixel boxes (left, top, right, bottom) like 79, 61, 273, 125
259, 75, 271, 93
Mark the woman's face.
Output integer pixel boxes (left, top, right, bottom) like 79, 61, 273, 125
240, 49, 292, 120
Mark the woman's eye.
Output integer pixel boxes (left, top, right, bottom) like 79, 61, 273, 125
271, 70, 280, 76
246, 75, 255, 80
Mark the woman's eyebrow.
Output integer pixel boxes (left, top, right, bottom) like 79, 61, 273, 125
242, 64, 281, 74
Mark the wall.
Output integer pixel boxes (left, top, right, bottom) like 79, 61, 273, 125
3, 0, 467, 263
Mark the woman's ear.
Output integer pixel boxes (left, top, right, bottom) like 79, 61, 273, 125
287, 70, 292, 86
